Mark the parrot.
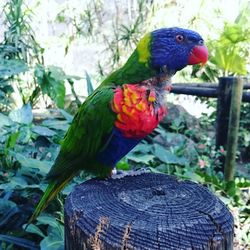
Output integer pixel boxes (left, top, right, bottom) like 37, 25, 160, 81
28, 27, 208, 224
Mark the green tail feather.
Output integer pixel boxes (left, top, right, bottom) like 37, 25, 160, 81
27, 181, 57, 226
27, 175, 73, 226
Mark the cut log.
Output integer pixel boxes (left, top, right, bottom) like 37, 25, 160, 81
65, 173, 234, 250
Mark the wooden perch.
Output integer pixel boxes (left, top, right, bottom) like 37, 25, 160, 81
173, 82, 250, 90
65, 173, 234, 250
216, 77, 235, 151
224, 78, 244, 181
171, 83, 250, 102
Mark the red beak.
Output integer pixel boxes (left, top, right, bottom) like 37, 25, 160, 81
188, 45, 208, 65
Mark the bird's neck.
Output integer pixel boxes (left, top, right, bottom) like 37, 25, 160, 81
101, 50, 158, 86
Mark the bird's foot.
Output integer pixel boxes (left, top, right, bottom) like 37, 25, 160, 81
165, 83, 173, 92
111, 168, 117, 175
111, 168, 150, 179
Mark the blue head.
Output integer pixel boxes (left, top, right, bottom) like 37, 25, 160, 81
149, 27, 208, 74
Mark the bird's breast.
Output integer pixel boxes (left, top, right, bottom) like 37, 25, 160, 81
112, 83, 167, 139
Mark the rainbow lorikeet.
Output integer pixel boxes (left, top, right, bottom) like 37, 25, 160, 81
28, 27, 208, 223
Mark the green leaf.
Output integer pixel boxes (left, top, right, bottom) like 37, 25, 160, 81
59, 109, 73, 122
85, 71, 94, 95
226, 51, 247, 75
35, 64, 66, 108
207, 21, 249, 76
48, 66, 66, 81
32, 125, 56, 137
155, 164, 171, 174
130, 143, 153, 154
34, 63, 45, 80
148, 167, 163, 173
38, 215, 64, 250
154, 145, 187, 166
116, 160, 131, 170
0, 234, 38, 250
182, 171, 204, 182
222, 23, 249, 44
5, 131, 20, 151
225, 180, 237, 197
18, 125, 32, 144
50, 79, 65, 108
65, 74, 82, 81
0, 199, 19, 227
216, 195, 231, 205
0, 59, 28, 78
0, 176, 28, 190
0, 113, 13, 128
212, 46, 247, 75
40, 228, 64, 250
42, 119, 69, 131
37, 214, 61, 228
126, 154, 155, 164
14, 152, 52, 175
9, 103, 33, 124
25, 224, 46, 238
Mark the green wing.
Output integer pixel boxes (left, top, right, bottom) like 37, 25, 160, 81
27, 86, 116, 224
47, 85, 116, 179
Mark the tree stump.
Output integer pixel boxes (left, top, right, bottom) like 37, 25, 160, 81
65, 173, 234, 250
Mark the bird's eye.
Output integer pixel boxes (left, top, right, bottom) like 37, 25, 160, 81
198, 39, 204, 45
176, 34, 184, 42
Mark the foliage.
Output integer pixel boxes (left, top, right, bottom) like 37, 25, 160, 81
55, 0, 155, 75
0, 0, 249, 249
0, 104, 74, 249
193, 3, 250, 81
3, 0, 44, 64
34, 64, 82, 109
208, 23, 249, 76
0, 46, 28, 110
0, 0, 82, 111
0, 0, 44, 108
190, 3, 250, 165
238, 102, 250, 162
121, 114, 250, 247
1, 98, 249, 248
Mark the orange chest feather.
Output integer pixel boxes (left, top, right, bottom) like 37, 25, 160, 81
112, 84, 167, 138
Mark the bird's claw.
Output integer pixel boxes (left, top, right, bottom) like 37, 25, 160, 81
165, 84, 173, 92
111, 168, 150, 179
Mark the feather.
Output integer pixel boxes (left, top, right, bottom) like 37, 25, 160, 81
28, 27, 208, 225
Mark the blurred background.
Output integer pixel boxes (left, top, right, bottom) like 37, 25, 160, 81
0, 1, 249, 249
0, 0, 249, 110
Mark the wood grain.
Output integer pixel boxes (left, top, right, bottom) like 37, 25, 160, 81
65, 173, 234, 250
